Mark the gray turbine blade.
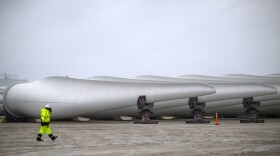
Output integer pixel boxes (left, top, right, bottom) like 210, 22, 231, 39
3, 76, 215, 119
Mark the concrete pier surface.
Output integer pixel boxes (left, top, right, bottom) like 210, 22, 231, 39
0, 119, 280, 156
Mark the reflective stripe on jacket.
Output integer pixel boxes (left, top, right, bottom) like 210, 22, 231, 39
41, 108, 51, 123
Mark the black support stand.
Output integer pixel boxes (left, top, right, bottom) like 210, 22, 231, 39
134, 96, 158, 124
186, 97, 210, 124
240, 97, 264, 123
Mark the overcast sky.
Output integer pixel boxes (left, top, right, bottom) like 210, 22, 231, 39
0, 0, 279, 81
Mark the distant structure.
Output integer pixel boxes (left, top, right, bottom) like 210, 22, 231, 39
0, 73, 27, 87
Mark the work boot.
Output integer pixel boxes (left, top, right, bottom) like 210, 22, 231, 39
51, 136, 58, 141
37, 134, 43, 141
49, 134, 58, 141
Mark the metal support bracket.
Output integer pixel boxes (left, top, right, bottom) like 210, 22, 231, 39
186, 97, 210, 124
134, 96, 158, 124
240, 97, 264, 123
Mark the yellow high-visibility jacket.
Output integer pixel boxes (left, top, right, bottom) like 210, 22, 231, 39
41, 108, 51, 123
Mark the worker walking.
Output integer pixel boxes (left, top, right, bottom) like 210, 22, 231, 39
37, 104, 58, 141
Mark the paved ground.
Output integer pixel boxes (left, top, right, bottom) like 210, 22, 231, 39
0, 118, 280, 156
